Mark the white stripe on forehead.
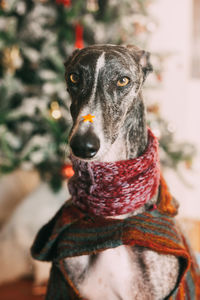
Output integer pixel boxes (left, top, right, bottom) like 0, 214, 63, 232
89, 52, 105, 103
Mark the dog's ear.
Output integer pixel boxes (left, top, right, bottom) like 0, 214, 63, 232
126, 45, 153, 82
139, 51, 153, 82
64, 49, 80, 70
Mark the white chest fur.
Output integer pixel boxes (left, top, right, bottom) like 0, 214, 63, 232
79, 246, 135, 300
65, 245, 179, 300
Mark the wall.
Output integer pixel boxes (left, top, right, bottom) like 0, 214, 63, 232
148, 0, 200, 218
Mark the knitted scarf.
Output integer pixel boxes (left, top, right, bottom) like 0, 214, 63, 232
68, 128, 160, 216
31, 177, 200, 300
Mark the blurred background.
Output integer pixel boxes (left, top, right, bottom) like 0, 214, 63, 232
0, 0, 200, 299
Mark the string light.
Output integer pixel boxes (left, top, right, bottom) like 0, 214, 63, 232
50, 101, 62, 120
2, 45, 22, 74
86, 0, 99, 12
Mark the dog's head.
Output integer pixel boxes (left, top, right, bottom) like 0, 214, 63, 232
64, 44, 152, 161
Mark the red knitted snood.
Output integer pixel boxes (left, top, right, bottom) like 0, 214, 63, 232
68, 128, 160, 217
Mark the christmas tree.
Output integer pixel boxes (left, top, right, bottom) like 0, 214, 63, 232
0, 0, 195, 191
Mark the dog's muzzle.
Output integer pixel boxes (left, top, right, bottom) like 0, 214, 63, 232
70, 130, 100, 159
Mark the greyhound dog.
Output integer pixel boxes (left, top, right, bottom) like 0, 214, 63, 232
63, 45, 179, 300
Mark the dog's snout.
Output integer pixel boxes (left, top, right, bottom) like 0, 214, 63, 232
70, 131, 100, 159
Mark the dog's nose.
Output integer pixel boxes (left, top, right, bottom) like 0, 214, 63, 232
70, 131, 100, 159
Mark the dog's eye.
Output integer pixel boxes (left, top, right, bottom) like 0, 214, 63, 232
69, 73, 79, 84
117, 77, 130, 87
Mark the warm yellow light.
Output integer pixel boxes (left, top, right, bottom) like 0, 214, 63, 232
50, 101, 62, 119
51, 109, 62, 119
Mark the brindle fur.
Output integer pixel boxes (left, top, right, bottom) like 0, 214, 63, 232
64, 45, 179, 300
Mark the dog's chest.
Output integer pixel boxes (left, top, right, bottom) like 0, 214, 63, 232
64, 245, 179, 300
65, 246, 144, 300
77, 246, 138, 300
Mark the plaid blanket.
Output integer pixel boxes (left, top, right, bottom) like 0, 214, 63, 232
31, 203, 200, 299
31, 176, 200, 300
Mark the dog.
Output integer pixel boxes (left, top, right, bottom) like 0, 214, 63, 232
64, 44, 178, 300
31, 45, 200, 300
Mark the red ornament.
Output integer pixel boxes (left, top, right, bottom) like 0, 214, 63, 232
56, 0, 71, 7
74, 23, 84, 49
62, 164, 75, 178
63, 0, 71, 6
